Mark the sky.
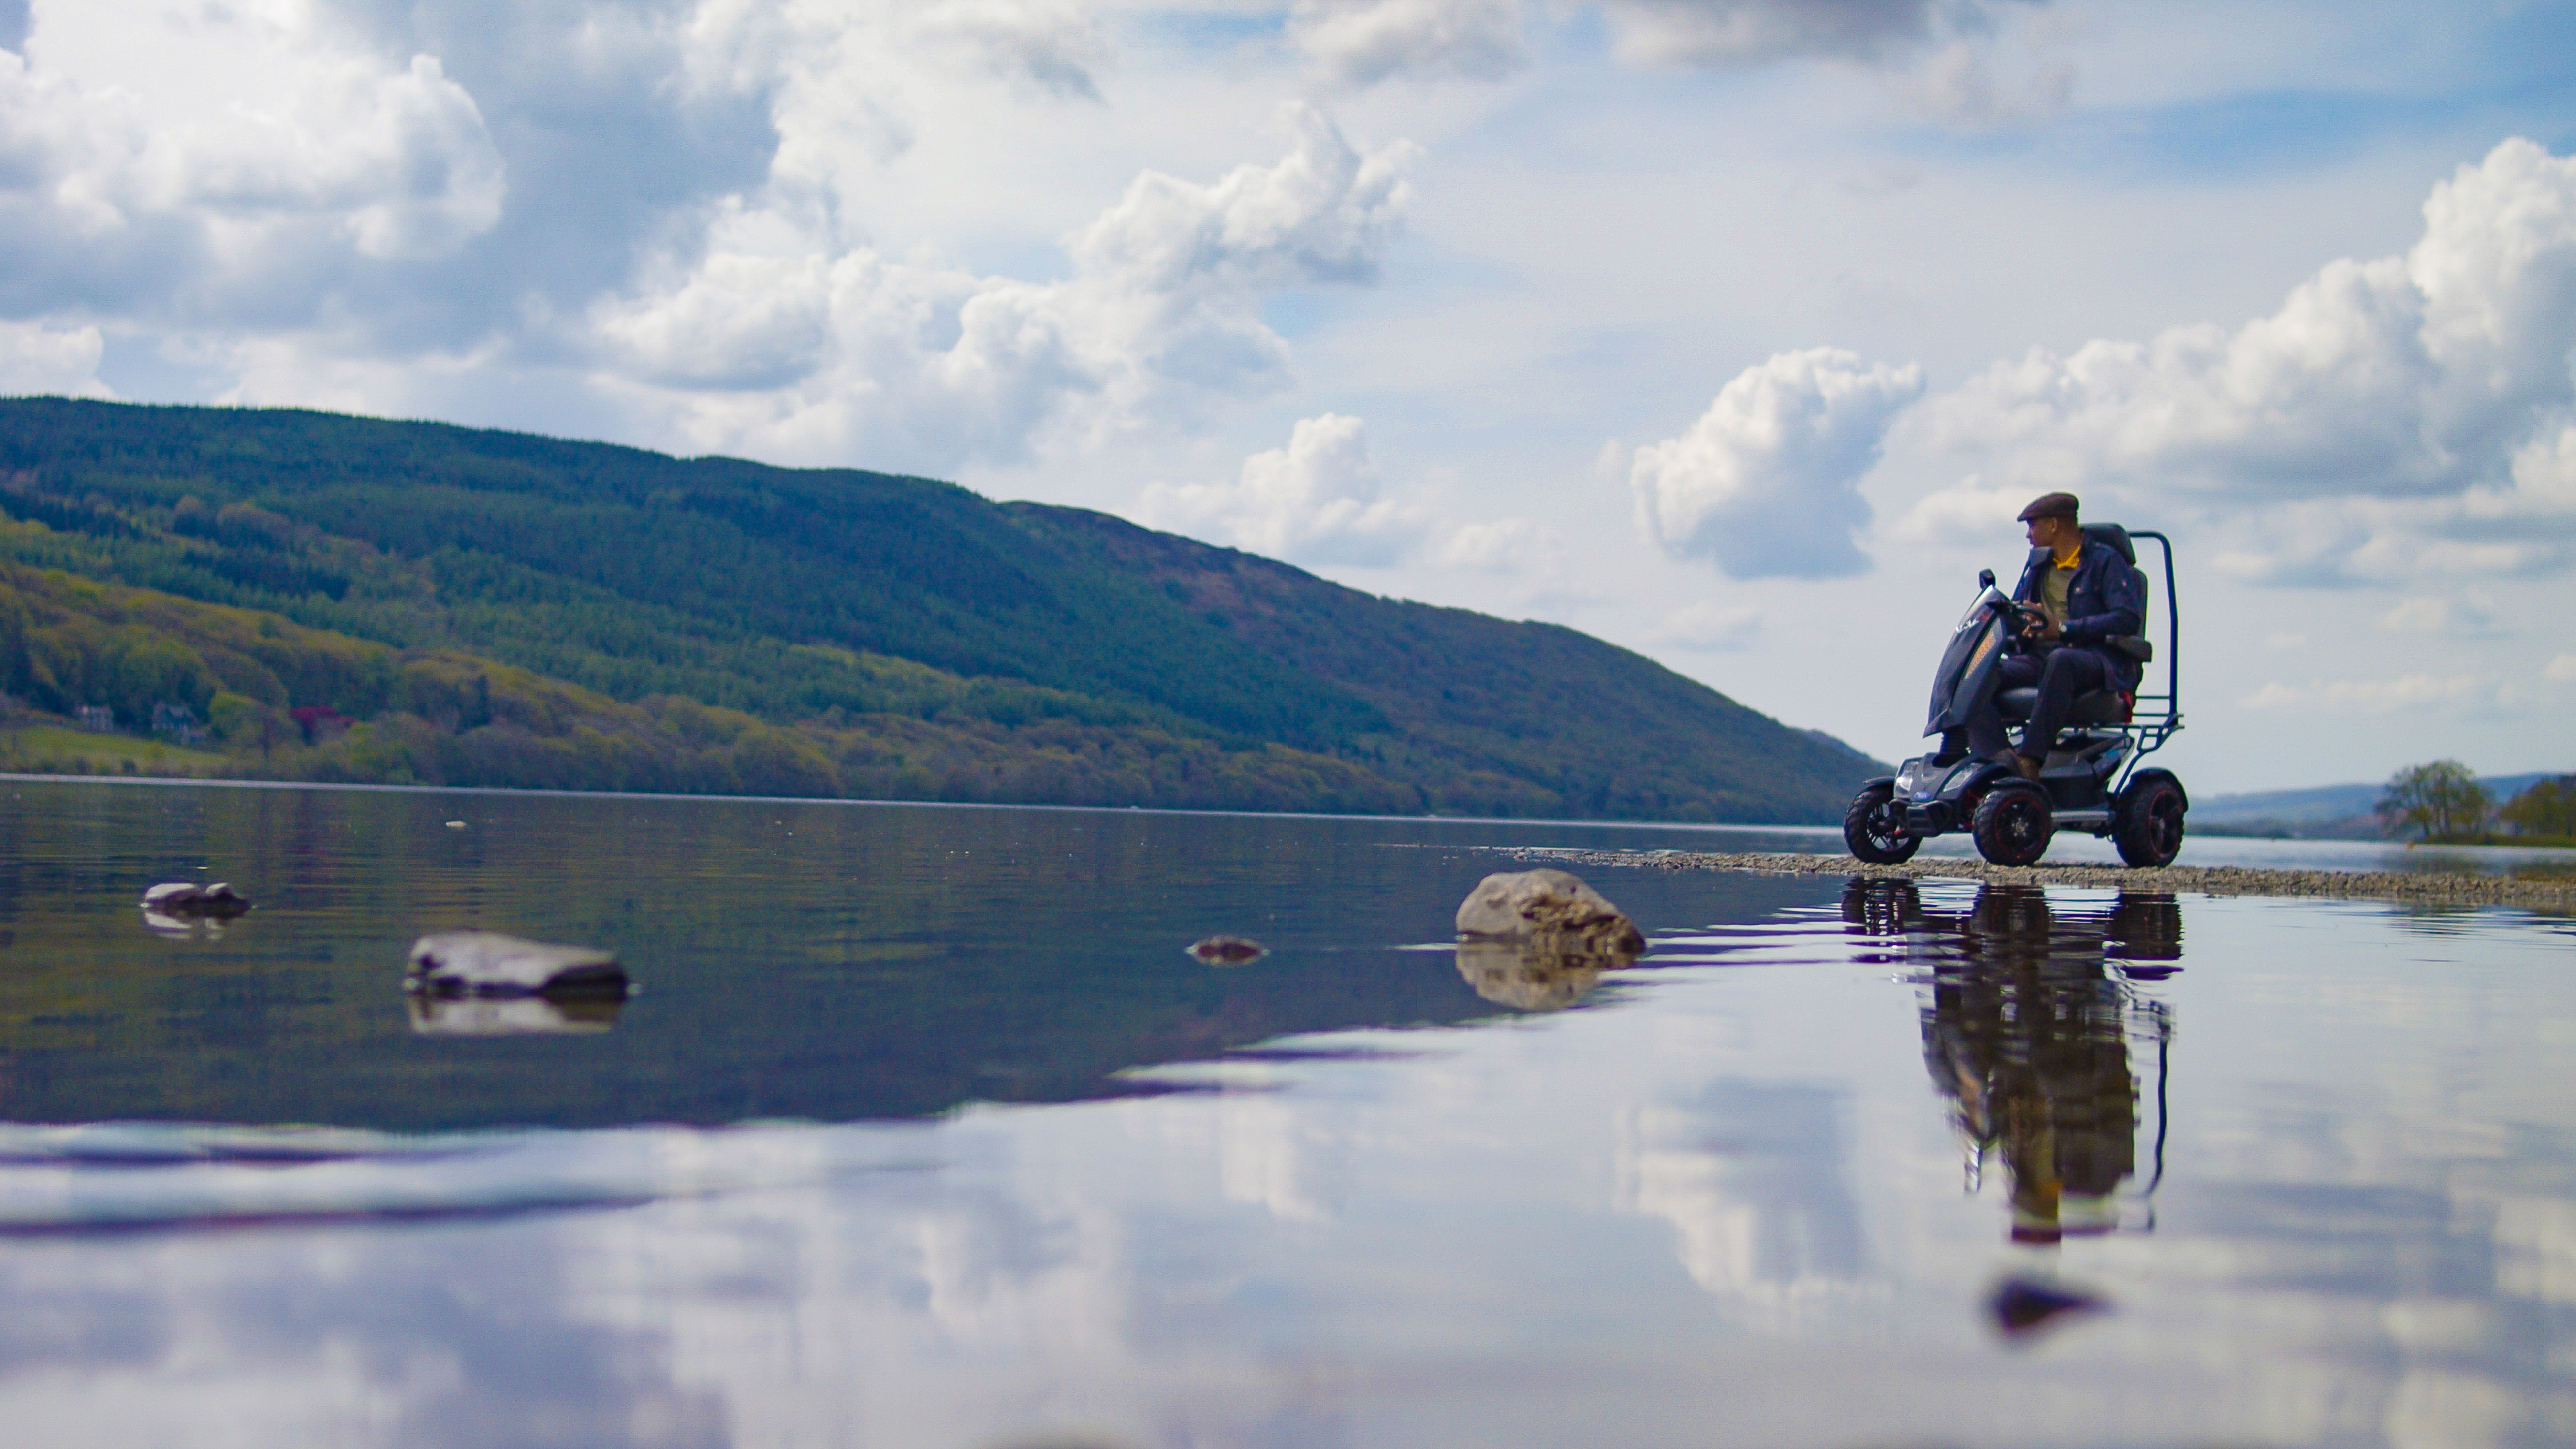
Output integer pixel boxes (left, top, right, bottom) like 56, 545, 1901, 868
3, 0, 2574, 795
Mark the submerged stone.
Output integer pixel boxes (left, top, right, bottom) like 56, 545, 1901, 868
406, 931, 629, 1000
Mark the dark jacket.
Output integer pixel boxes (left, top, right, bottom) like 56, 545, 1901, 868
2014, 540, 2146, 690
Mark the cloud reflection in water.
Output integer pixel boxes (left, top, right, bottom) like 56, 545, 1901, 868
7, 884, 2576, 1446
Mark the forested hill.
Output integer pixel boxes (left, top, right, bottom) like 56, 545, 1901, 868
0, 398, 1881, 820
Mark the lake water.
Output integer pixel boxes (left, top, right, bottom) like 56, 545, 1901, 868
3, 780, 2573, 1448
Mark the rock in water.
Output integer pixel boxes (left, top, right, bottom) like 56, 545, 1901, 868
407, 932, 628, 1000
1454, 869, 1644, 957
1189, 934, 1267, 965
140, 881, 252, 918
1452, 869, 1644, 1012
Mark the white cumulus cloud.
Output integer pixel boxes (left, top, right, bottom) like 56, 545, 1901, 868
2186, 416, 2576, 586
1285, 1, 2053, 101
0, 3, 506, 301
2378, 596, 2500, 637
0, 319, 109, 396
1926, 138, 2576, 498
596, 103, 1416, 470
2240, 674, 2485, 713
711, 0, 1120, 191
1630, 347, 1925, 579
1653, 601, 1764, 652
3, 0, 1409, 468
1909, 137, 2576, 584
1430, 516, 1546, 572
908, 1, 1112, 100
1289, 0, 1529, 87
1597, 0, 1968, 67
1136, 413, 1418, 567
1896, 36, 2072, 127
1886, 471, 2026, 545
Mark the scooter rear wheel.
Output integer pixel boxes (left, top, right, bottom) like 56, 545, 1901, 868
1971, 782, 2053, 866
1843, 783, 1921, 864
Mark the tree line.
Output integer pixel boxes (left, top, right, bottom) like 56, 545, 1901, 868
2379, 761, 2576, 845
0, 561, 1481, 812
0, 398, 1885, 821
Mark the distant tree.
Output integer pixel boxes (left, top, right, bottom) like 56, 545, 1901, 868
2378, 760, 2493, 842
2500, 775, 2576, 839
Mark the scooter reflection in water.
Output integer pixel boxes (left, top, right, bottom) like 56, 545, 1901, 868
1844, 879, 2179, 1245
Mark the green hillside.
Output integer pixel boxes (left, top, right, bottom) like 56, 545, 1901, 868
0, 398, 1880, 820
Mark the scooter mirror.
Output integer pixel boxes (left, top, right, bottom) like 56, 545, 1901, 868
1978, 568, 1996, 589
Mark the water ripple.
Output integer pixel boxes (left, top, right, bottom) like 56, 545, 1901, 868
0, 1120, 936, 1236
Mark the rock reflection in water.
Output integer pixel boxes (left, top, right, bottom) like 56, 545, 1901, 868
1452, 937, 1627, 1010
138, 910, 225, 940
1846, 880, 2178, 1246
405, 994, 625, 1036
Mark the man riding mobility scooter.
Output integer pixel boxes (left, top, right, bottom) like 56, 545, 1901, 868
1842, 495, 2186, 869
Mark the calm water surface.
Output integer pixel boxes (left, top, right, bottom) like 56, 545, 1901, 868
2, 780, 2573, 1448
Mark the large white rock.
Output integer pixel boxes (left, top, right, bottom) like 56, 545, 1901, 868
407, 932, 627, 999
1454, 869, 1644, 957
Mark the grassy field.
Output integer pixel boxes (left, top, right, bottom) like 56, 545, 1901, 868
0, 724, 228, 777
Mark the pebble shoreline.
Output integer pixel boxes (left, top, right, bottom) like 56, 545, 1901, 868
1462, 845, 2576, 916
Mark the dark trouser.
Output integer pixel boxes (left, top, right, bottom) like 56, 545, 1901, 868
1958, 647, 2110, 763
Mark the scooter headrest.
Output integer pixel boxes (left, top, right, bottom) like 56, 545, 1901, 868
2081, 522, 2136, 564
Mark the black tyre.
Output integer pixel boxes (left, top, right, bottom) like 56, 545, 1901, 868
2114, 772, 2188, 868
1971, 782, 2053, 866
1843, 784, 1921, 864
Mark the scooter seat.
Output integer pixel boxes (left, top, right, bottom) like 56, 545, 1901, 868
1997, 687, 2131, 725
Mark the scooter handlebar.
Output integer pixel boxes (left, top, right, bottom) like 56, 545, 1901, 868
1992, 595, 2051, 638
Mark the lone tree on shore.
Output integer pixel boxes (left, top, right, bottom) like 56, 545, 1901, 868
2379, 760, 2493, 842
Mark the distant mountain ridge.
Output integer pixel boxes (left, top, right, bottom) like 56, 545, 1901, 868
0, 398, 1882, 820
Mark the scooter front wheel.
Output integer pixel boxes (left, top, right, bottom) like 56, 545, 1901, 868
2114, 772, 2187, 867
1843, 783, 1921, 864
1971, 782, 2053, 866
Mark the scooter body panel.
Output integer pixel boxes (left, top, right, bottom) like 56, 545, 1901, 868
1891, 735, 2134, 839
1923, 587, 2017, 737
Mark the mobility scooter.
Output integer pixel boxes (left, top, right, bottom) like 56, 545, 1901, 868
1842, 524, 2186, 868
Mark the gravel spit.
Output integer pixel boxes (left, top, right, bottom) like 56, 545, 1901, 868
1457, 846, 2576, 916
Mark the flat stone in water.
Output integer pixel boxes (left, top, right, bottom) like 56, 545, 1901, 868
139, 881, 251, 918
1189, 934, 1267, 965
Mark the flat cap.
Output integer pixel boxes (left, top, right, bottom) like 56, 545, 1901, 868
2017, 491, 2080, 521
